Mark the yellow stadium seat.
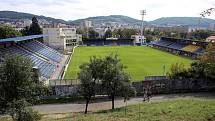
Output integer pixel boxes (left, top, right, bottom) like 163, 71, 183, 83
182, 45, 200, 52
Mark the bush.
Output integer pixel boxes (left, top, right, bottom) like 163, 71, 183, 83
15, 107, 41, 121
7, 100, 41, 121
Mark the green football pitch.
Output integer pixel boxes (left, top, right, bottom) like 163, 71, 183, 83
64, 46, 192, 81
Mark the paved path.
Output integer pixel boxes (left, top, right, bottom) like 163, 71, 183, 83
33, 92, 215, 114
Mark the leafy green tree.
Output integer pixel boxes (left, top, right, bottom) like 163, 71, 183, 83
28, 16, 42, 35
145, 35, 155, 43
0, 55, 45, 114
20, 26, 30, 36
102, 54, 132, 109
168, 63, 187, 79
189, 30, 211, 40
199, 43, 215, 63
0, 25, 22, 39
76, 27, 87, 38
78, 54, 134, 112
88, 28, 99, 38
121, 28, 138, 38
112, 29, 123, 38
104, 29, 112, 38
78, 56, 104, 114
78, 64, 95, 114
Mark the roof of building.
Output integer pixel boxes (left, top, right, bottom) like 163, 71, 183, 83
161, 36, 209, 44
206, 36, 215, 40
0, 34, 47, 43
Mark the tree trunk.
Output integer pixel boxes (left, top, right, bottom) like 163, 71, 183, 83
85, 99, 89, 114
111, 94, 115, 109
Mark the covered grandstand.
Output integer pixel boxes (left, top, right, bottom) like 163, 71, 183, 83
82, 38, 134, 46
0, 35, 67, 80
152, 37, 209, 57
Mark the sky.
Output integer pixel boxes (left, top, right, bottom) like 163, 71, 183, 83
0, 0, 215, 21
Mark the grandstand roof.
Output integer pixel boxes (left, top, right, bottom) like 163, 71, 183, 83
161, 36, 209, 44
0, 34, 47, 43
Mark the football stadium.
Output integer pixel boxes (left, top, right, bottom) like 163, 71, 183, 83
0, 26, 214, 121
1, 3, 215, 121
0, 35, 208, 82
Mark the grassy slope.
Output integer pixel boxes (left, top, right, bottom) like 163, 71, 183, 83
64, 46, 192, 81
40, 99, 215, 121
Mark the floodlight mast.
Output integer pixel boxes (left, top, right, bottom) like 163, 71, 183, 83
140, 10, 146, 46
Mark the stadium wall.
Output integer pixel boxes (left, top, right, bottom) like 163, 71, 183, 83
47, 77, 215, 97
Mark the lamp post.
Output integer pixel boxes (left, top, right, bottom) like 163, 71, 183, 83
140, 10, 146, 45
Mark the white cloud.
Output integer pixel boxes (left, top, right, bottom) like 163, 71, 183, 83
0, 0, 214, 21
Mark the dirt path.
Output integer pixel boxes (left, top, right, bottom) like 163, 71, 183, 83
33, 92, 215, 114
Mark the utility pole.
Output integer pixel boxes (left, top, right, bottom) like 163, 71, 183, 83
140, 10, 146, 46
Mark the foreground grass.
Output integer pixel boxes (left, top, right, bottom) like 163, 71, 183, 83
40, 99, 215, 121
64, 46, 192, 81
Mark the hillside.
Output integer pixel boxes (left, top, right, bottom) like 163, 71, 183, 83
0, 11, 215, 28
0, 11, 69, 24
71, 16, 215, 28
70, 15, 144, 26
150, 17, 215, 27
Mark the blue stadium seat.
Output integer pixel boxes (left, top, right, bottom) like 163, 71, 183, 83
0, 46, 56, 79
21, 41, 63, 63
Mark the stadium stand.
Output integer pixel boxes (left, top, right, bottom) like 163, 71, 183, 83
0, 45, 56, 78
155, 39, 174, 46
152, 37, 208, 57
0, 35, 64, 79
83, 38, 133, 46
21, 41, 63, 63
182, 45, 200, 52
168, 43, 186, 49
195, 48, 205, 54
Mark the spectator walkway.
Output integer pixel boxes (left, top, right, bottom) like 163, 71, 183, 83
33, 92, 215, 114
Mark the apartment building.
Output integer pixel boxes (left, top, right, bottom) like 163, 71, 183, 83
43, 26, 82, 52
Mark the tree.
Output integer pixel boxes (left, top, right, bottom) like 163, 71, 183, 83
28, 16, 42, 35
0, 25, 22, 39
78, 56, 104, 114
189, 30, 212, 40
199, 43, 215, 63
20, 26, 30, 36
168, 63, 188, 79
102, 54, 132, 109
0, 55, 45, 119
78, 64, 95, 114
88, 28, 99, 38
145, 35, 155, 43
78, 54, 134, 112
112, 29, 123, 38
104, 29, 112, 38
121, 28, 138, 39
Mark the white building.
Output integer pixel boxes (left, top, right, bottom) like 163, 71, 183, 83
131, 35, 146, 45
43, 27, 82, 53
82, 20, 93, 28
206, 36, 215, 43
23, 19, 32, 27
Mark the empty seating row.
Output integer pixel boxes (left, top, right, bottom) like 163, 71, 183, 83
168, 43, 186, 49
35, 41, 63, 57
0, 46, 56, 78
21, 41, 63, 63
194, 48, 205, 54
155, 40, 174, 46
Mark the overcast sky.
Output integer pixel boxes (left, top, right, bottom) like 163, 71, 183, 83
0, 0, 215, 21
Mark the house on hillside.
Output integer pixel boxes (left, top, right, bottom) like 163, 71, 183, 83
206, 36, 215, 43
